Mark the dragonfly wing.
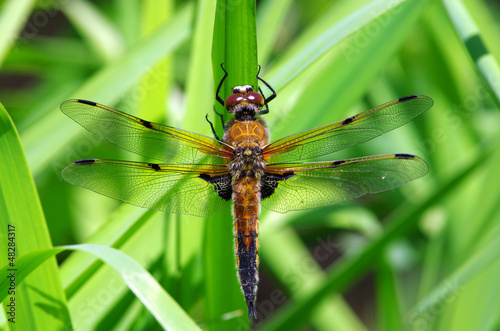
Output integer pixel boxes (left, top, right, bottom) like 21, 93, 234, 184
263, 95, 433, 163
62, 159, 232, 217
60, 99, 233, 164
261, 154, 428, 213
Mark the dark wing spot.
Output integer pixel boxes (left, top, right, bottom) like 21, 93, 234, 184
148, 163, 161, 171
77, 100, 97, 106
332, 160, 346, 167
398, 95, 418, 102
75, 159, 96, 165
140, 119, 153, 129
395, 153, 415, 159
343, 116, 354, 125
199, 174, 232, 201
261, 172, 295, 199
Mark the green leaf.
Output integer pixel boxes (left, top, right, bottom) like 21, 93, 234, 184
0, 245, 201, 330
61, 0, 125, 61
0, 103, 72, 330
256, 0, 294, 64
0, 0, 36, 66
267, 0, 408, 89
442, 0, 500, 105
203, 1, 259, 328
375, 252, 403, 330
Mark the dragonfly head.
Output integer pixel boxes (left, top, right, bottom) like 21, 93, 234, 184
225, 85, 264, 120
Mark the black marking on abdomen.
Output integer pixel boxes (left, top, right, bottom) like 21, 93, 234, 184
236, 232, 259, 319
77, 100, 97, 106
236, 233, 258, 238
199, 173, 232, 201
261, 172, 295, 200
398, 95, 418, 102
75, 159, 96, 165
395, 153, 415, 159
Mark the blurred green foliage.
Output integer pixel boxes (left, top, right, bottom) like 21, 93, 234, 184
1, 0, 500, 330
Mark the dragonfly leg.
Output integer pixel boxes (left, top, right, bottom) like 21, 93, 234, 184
257, 65, 275, 114
216, 63, 228, 107
205, 113, 221, 141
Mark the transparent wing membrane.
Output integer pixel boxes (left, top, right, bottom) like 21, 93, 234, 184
263, 95, 433, 163
61, 99, 233, 164
62, 159, 231, 217
262, 154, 428, 213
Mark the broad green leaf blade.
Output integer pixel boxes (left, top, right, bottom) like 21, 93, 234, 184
0, 245, 201, 331
212, 0, 258, 115
0, 103, 72, 330
60, 205, 155, 298
65, 212, 168, 330
206, 1, 259, 328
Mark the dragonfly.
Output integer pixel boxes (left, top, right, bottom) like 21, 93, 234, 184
60, 66, 433, 319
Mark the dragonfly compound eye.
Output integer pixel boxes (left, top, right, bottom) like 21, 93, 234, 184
246, 92, 264, 105
225, 93, 244, 110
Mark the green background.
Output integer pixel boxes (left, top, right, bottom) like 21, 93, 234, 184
1, 0, 500, 330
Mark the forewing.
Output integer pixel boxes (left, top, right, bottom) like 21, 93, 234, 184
62, 159, 232, 217
261, 154, 428, 213
60, 99, 233, 164
263, 95, 433, 163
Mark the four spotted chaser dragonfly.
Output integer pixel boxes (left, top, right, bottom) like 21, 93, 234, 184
61, 66, 433, 319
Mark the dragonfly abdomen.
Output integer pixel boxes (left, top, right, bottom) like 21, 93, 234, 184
233, 176, 260, 319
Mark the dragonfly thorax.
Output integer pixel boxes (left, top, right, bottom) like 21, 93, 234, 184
229, 146, 266, 178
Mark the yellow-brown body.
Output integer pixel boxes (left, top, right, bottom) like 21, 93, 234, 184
223, 118, 269, 317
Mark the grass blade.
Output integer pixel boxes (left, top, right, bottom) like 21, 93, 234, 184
0, 245, 201, 330
407, 223, 500, 329
0, 0, 36, 66
204, 1, 259, 328
0, 103, 72, 330
61, 0, 125, 61
267, 0, 408, 89
442, 0, 500, 104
